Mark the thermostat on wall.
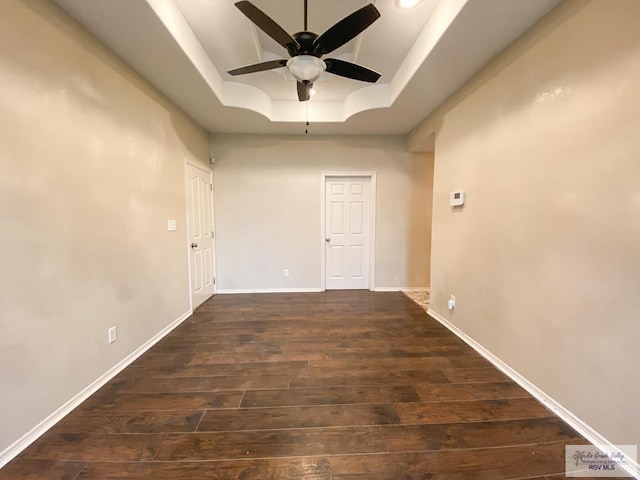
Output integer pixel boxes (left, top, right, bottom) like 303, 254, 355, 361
450, 191, 465, 206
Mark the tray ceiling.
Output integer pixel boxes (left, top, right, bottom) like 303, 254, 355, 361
51, 0, 560, 135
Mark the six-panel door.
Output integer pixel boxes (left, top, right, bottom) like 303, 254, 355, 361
325, 177, 371, 290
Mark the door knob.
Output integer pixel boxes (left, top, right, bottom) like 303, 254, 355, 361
325, 238, 331, 243
191, 242, 198, 248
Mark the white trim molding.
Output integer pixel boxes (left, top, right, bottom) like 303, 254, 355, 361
427, 308, 640, 480
0, 309, 193, 469
217, 288, 323, 294
218, 288, 428, 294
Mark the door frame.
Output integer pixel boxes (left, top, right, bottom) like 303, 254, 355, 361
321, 172, 376, 291
184, 159, 216, 311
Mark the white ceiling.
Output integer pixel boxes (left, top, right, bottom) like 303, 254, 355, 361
51, 0, 560, 136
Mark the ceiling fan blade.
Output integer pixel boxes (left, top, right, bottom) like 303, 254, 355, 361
297, 81, 312, 102
227, 59, 288, 76
313, 4, 380, 56
324, 58, 380, 83
235, 1, 299, 53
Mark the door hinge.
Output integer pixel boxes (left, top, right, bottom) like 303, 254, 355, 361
213, 277, 216, 285
209, 184, 213, 191
212, 230, 215, 239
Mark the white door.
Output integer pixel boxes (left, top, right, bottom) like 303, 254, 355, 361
325, 177, 371, 290
186, 162, 215, 308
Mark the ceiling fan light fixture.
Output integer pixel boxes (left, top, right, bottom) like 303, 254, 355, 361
396, 0, 422, 8
287, 55, 326, 82
229, 1, 381, 101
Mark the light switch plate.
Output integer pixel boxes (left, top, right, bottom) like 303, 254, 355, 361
167, 219, 177, 231
108, 326, 117, 344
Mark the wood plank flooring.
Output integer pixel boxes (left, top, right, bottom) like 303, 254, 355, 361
0, 291, 631, 479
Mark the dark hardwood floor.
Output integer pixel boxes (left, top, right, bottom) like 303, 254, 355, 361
1, 291, 630, 479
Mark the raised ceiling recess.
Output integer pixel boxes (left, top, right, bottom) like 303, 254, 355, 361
52, 0, 560, 134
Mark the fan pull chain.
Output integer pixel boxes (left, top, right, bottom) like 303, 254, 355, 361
305, 102, 309, 134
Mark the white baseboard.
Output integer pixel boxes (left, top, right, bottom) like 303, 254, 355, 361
0, 309, 193, 469
427, 308, 639, 480
217, 288, 323, 294
217, 287, 430, 294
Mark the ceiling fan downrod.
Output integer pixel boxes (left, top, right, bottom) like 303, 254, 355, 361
304, 0, 308, 31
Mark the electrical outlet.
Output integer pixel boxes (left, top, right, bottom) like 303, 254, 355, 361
448, 295, 456, 310
108, 326, 117, 344
284, 269, 290, 277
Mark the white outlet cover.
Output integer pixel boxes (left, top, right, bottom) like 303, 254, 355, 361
450, 191, 465, 206
167, 219, 177, 231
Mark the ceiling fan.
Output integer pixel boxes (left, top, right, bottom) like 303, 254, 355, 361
227, 0, 382, 102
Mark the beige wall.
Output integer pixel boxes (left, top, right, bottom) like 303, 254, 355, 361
0, 0, 209, 455
210, 134, 433, 291
411, 0, 640, 451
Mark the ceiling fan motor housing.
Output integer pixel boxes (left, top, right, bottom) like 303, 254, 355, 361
288, 31, 319, 56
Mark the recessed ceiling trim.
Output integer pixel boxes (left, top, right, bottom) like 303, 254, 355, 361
52, 0, 561, 134
147, 0, 443, 124
390, 0, 467, 101
223, 81, 273, 117
268, 100, 346, 124
344, 84, 391, 119
148, 0, 275, 121
147, 0, 224, 96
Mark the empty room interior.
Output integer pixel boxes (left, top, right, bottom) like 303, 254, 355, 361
1, 0, 638, 478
